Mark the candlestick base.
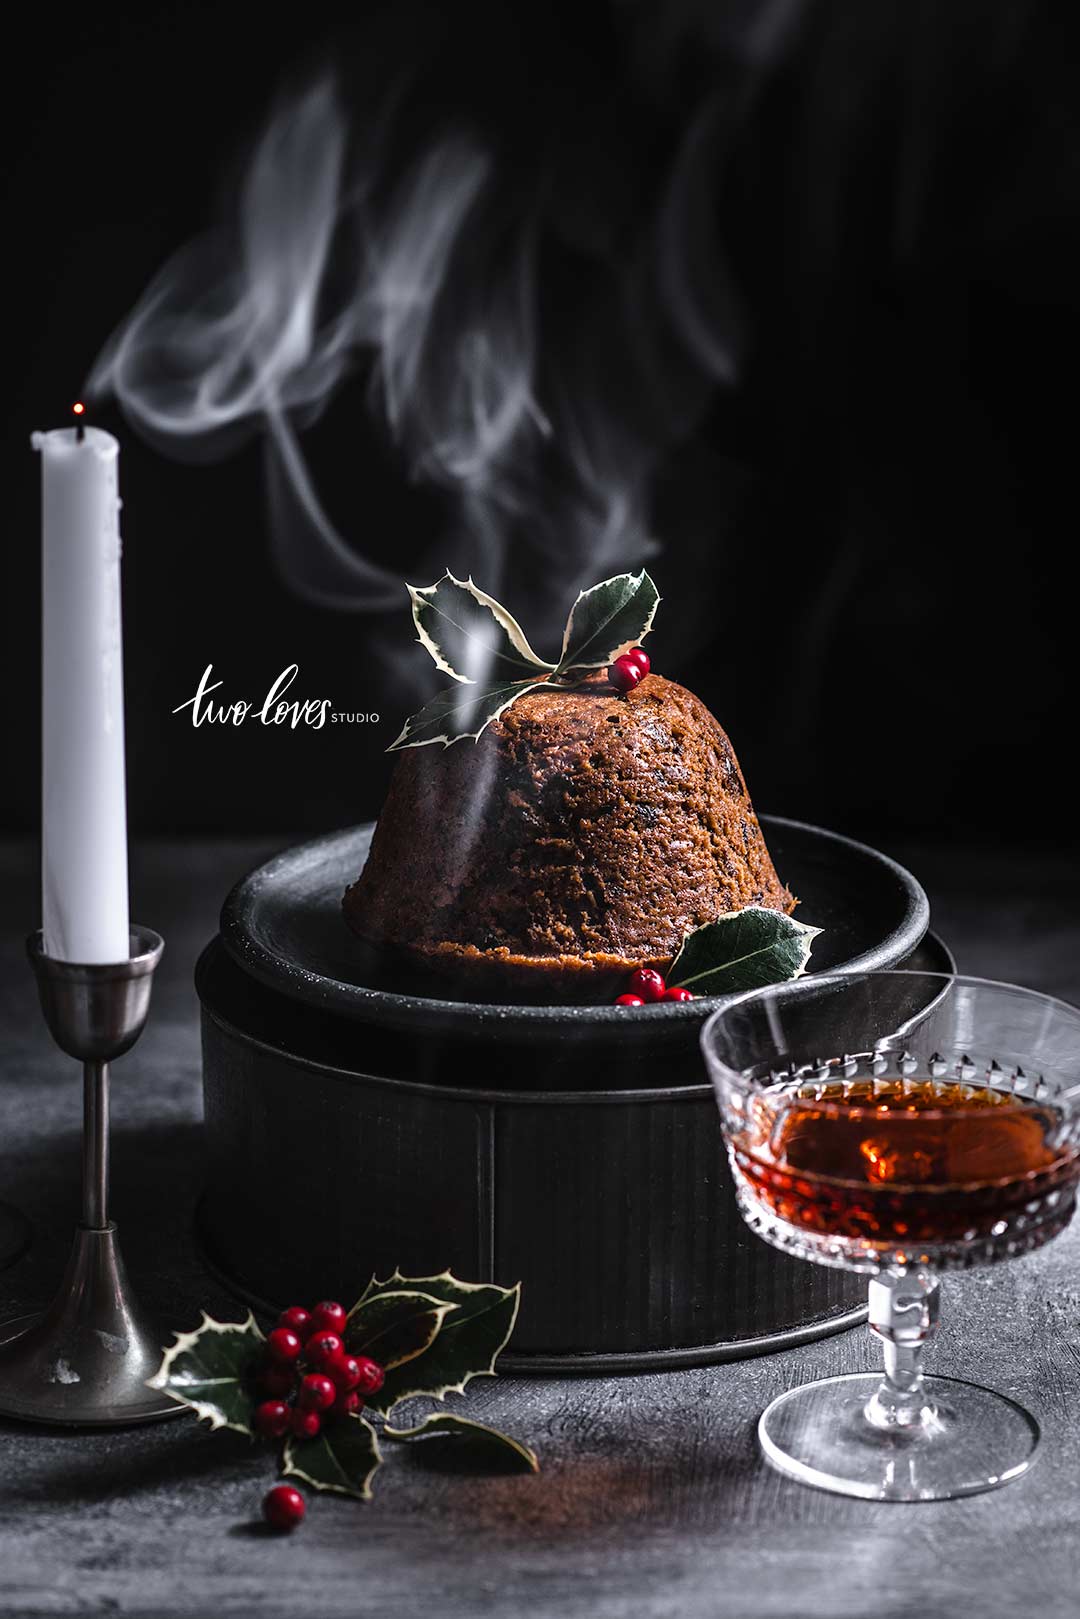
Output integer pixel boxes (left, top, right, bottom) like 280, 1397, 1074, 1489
0, 1202, 31, 1270
0, 1225, 182, 1426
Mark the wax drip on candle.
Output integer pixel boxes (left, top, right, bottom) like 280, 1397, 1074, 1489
73, 400, 86, 442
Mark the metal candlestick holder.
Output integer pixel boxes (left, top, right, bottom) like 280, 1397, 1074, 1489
0, 927, 181, 1425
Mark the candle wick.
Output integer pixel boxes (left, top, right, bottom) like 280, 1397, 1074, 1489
75, 422, 86, 442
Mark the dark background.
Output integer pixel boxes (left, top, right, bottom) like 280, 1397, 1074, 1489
3, 0, 1078, 848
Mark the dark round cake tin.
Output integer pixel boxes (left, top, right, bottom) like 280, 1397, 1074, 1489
198, 819, 943, 1370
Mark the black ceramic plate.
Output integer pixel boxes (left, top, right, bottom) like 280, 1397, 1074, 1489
220, 817, 930, 1044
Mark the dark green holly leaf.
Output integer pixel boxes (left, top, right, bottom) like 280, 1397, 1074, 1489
384, 1412, 539, 1473
343, 1290, 452, 1371
354, 1271, 521, 1416
146, 1312, 264, 1435
409, 573, 555, 685
387, 677, 548, 751
668, 906, 822, 995
556, 570, 659, 673
282, 1413, 383, 1500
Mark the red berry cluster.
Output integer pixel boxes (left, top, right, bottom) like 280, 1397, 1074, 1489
253, 1299, 385, 1446
608, 646, 650, 693
615, 966, 694, 1007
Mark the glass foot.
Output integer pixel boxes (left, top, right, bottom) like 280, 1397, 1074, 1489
0, 1202, 30, 1270
759, 1372, 1039, 1501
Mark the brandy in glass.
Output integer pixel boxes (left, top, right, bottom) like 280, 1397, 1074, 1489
702, 972, 1080, 1500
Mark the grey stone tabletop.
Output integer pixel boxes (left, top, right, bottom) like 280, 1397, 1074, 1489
0, 838, 1078, 1619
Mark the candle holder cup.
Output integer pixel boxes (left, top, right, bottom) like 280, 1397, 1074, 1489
0, 927, 181, 1426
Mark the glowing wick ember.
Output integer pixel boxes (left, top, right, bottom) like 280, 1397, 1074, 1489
73, 400, 86, 440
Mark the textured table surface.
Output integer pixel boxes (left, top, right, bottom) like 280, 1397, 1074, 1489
0, 837, 1078, 1619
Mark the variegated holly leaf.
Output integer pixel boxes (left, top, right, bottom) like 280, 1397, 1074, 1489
146, 1312, 264, 1435
409, 573, 555, 685
387, 678, 548, 751
343, 1290, 452, 1370
384, 1412, 539, 1473
389, 569, 663, 750
556, 570, 659, 673
354, 1271, 521, 1416
668, 907, 822, 995
282, 1413, 383, 1500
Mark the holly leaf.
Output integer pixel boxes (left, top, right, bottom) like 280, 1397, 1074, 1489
354, 1271, 521, 1416
668, 906, 822, 995
387, 677, 548, 751
384, 1412, 539, 1473
556, 570, 659, 673
282, 1413, 383, 1500
409, 573, 555, 684
343, 1290, 452, 1370
145, 1312, 263, 1435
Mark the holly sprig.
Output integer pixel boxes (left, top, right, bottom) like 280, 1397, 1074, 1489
389, 569, 659, 750
615, 907, 822, 1006
148, 1272, 537, 1523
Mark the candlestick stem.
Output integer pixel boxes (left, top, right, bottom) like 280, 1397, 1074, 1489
83, 1061, 109, 1229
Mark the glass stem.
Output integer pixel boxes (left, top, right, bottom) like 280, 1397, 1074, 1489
864, 1269, 941, 1430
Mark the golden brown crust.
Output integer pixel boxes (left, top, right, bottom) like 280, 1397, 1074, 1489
344, 671, 793, 1000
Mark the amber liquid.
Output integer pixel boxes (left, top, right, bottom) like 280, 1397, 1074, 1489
733, 1079, 1078, 1249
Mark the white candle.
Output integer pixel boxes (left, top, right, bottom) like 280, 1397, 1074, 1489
33, 423, 130, 963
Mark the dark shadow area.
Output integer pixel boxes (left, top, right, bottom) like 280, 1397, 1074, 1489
0, 1420, 249, 1505
0, 1119, 237, 1328
391, 1438, 538, 1478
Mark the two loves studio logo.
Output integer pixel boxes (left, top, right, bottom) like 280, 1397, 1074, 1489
173, 665, 380, 730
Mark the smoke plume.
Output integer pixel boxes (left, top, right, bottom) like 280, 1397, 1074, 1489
88, 4, 801, 643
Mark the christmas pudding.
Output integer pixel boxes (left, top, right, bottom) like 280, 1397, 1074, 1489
205, 574, 929, 1364
343, 572, 794, 1001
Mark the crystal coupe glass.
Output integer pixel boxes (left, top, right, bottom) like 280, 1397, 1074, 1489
701, 972, 1080, 1501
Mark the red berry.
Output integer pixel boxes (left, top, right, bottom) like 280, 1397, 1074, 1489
353, 1357, 385, 1396
305, 1330, 344, 1370
664, 986, 694, 1002
257, 1364, 295, 1399
289, 1407, 322, 1439
615, 994, 646, 1007
266, 1327, 302, 1364
330, 1389, 362, 1421
263, 1484, 306, 1532
253, 1400, 291, 1440
308, 1301, 347, 1337
277, 1306, 312, 1338
626, 647, 651, 675
627, 967, 666, 1003
298, 1373, 336, 1412
330, 1355, 362, 1392
608, 654, 643, 694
